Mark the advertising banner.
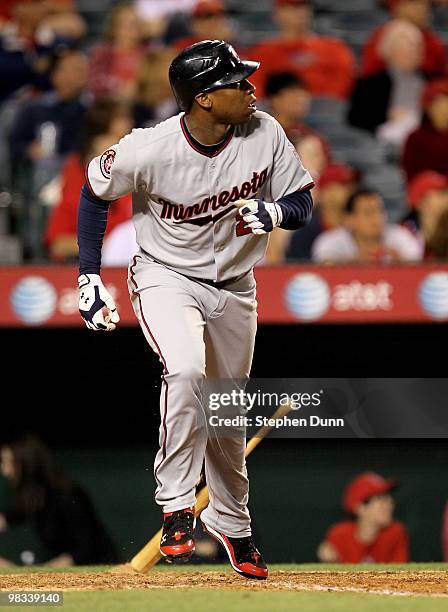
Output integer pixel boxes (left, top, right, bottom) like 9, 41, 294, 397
0, 264, 447, 326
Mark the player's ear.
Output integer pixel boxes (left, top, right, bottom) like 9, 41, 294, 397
194, 92, 213, 110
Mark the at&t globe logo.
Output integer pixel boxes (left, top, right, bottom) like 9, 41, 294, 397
419, 272, 448, 320
11, 276, 57, 325
285, 273, 330, 321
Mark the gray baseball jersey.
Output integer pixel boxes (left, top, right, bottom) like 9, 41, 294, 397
86, 110, 313, 281
87, 110, 312, 535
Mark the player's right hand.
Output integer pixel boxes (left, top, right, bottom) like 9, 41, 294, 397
78, 274, 120, 331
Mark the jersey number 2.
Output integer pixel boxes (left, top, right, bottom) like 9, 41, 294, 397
235, 218, 251, 237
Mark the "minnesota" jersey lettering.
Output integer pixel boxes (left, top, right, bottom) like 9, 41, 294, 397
158, 169, 268, 221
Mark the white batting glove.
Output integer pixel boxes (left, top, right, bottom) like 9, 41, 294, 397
235, 198, 283, 234
78, 274, 120, 332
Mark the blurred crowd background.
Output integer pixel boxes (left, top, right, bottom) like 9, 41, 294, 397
1, 0, 448, 267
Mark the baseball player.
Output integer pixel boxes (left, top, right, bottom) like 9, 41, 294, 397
77, 40, 314, 580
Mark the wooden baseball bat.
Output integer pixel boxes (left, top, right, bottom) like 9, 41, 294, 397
130, 400, 293, 573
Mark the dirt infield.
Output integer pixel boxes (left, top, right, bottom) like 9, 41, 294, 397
1, 568, 448, 597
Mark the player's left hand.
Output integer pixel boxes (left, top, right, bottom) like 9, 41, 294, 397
235, 198, 282, 234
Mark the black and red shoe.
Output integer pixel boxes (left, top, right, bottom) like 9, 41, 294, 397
202, 521, 268, 580
160, 507, 195, 560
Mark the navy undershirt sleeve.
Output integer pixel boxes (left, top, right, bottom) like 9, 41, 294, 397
276, 188, 314, 230
77, 184, 111, 275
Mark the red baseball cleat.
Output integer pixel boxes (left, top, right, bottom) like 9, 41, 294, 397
202, 520, 268, 579
160, 507, 195, 560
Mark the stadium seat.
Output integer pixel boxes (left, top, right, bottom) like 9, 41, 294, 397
323, 125, 388, 172
313, 0, 378, 12
307, 97, 349, 131
314, 10, 387, 55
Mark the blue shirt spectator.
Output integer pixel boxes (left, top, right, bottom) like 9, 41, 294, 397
9, 50, 88, 162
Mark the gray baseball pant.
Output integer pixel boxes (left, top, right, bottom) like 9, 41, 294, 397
128, 253, 257, 537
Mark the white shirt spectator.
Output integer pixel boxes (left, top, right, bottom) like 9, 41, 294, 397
134, 0, 198, 20
312, 225, 422, 263
102, 220, 139, 267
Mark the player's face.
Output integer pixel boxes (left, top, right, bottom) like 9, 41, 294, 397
208, 79, 257, 125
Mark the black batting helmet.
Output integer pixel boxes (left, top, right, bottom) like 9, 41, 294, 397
169, 40, 260, 111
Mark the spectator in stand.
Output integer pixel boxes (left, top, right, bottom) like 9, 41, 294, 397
312, 189, 422, 263
289, 127, 330, 183
362, 0, 446, 79
45, 100, 133, 261
0, 0, 85, 45
264, 123, 328, 263
264, 71, 331, 185
402, 170, 448, 257
0, 434, 118, 566
133, 0, 198, 39
348, 20, 425, 149
175, 1, 235, 52
427, 208, 448, 258
317, 472, 409, 563
81, 98, 134, 146
88, 4, 146, 103
287, 163, 359, 261
132, 47, 178, 126
0, 1, 86, 104
264, 119, 323, 264
0, 20, 48, 103
6, 48, 89, 259
402, 79, 448, 181
248, 0, 356, 100
264, 71, 311, 135
9, 49, 88, 164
